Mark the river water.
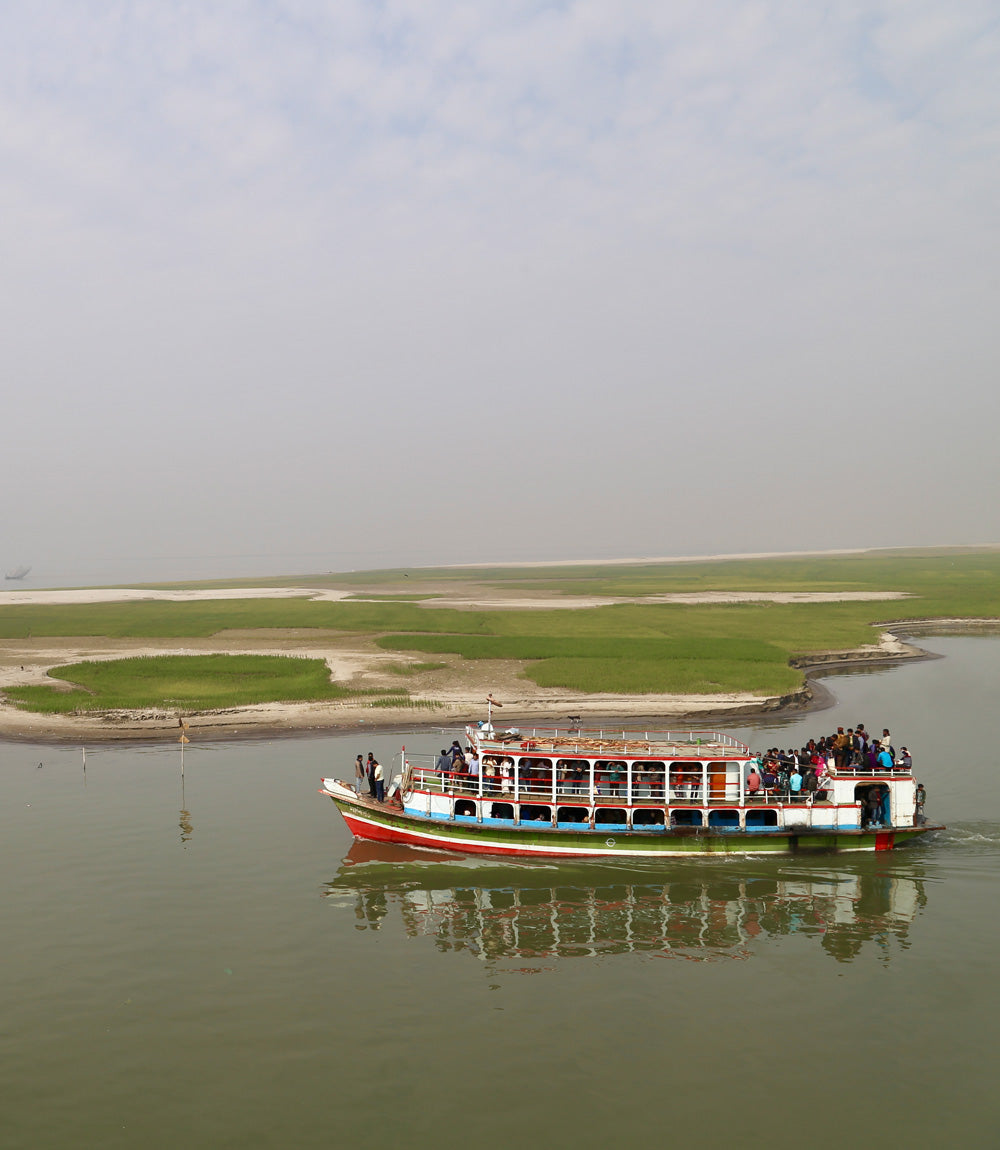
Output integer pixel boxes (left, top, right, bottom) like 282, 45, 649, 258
2, 636, 998, 1149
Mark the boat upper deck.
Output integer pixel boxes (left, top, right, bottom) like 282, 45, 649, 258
468, 724, 751, 761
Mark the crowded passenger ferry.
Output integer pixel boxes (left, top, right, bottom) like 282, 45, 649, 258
320, 709, 939, 858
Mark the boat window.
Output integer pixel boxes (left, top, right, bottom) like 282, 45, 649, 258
519, 804, 552, 823
746, 809, 778, 827
671, 808, 703, 827
708, 809, 740, 827
594, 761, 627, 797
490, 802, 514, 821
556, 760, 590, 792
632, 761, 665, 799
632, 808, 665, 826
454, 799, 477, 817
594, 807, 627, 825
518, 758, 553, 797
556, 806, 589, 823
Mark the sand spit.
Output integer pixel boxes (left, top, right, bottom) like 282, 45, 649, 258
0, 587, 355, 607
0, 584, 985, 744
420, 591, 913, 610
0, 629, 933, 745
0, 586, 912, 611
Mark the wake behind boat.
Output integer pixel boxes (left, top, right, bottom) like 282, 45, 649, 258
320, 712, 941, 858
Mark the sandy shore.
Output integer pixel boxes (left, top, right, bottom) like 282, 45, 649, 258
0, 586, 911, 610
0, 583, 981, 746
0, 630, 929, 745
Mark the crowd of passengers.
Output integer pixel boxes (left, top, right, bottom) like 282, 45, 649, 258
428, 721, 912, 806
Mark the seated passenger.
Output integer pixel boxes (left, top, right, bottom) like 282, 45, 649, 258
746, 767, 762, 797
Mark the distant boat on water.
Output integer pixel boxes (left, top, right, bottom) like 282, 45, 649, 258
5, 565, 31, 580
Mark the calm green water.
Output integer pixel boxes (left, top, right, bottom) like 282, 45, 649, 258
2, 637, 999, 1149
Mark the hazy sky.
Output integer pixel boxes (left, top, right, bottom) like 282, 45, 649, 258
2, 1, 998, 582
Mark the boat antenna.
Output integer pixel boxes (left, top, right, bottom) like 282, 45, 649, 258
486, 693, 502, 727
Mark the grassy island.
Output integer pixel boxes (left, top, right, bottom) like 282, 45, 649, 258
0, 547, 997, 724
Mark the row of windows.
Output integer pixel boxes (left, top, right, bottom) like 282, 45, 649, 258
452, 801, 779, 828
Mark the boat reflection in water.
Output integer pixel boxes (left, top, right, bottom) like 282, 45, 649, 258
323, 842, 928, 966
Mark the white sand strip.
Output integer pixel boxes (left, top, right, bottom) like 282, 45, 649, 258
0, 587, 355, 607
0, 586, 911, 611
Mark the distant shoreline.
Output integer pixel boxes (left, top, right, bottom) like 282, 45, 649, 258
0, 626, 978, 748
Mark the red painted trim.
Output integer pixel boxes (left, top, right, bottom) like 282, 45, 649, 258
340, 813, 602, 858
874, 831, 895, 852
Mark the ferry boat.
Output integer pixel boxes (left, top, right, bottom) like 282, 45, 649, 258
320, 717, 940, 858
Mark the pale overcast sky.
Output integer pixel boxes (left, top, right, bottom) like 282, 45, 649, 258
1, 2, 998, 583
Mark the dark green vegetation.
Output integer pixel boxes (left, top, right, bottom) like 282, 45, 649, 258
4, 655, 405, 714
1, 550, 997, 705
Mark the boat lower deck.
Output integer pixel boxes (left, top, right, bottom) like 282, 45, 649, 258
323, 783, 939, 858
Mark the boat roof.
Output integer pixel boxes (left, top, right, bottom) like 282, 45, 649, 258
468, 724, 750, 760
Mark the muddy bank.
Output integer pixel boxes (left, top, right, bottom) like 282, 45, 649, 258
0, 624, 972, 748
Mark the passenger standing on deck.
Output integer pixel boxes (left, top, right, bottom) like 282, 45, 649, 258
366, 752, 377, 797
373, 760, 385, 803
354, 754, 366, 795
914, 782, 926, 825
436, 749, 452, 776
789, 766, 803, 800
833, 727, 848, 769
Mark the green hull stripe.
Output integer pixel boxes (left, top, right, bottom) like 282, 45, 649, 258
334, 799, 932, 854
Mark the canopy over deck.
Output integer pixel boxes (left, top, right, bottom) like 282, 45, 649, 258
468, 724, 751, 760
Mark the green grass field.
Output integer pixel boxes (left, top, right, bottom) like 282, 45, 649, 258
1, 549, 997, 707
3, 655, 405, 714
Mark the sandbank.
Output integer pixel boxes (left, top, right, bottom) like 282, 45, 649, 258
0, 629, 929, 746
0, 582, 988, 746
0, 586, 911, 611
